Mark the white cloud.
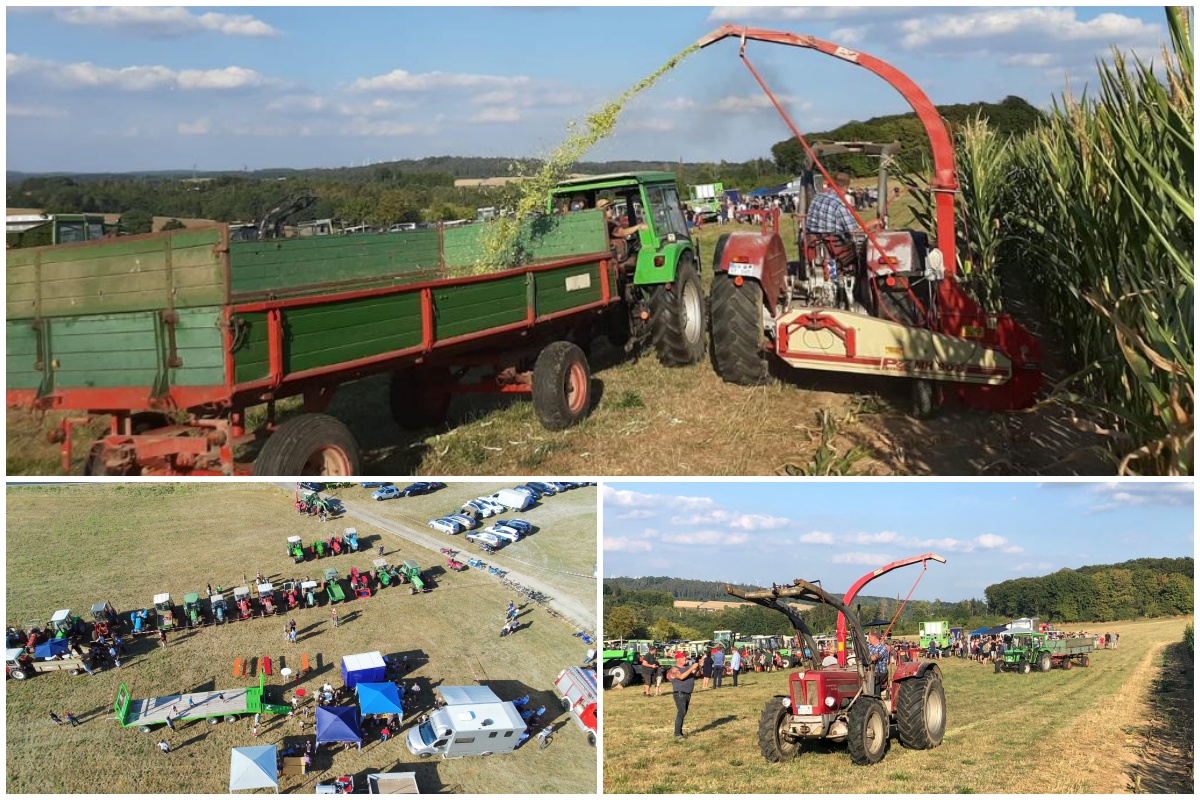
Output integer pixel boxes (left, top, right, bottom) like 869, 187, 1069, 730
1003, 53, 1058, 68
661, 530, 749, 547
7, 104, 67, 118
616, 510, 656, 520
663, 97, 697, 112
708, 7, 906, 22
800, 532, 834, 544
352, 69, 532, 93
642, 528, 659, 539
340, 119, 439, 137
7, 54, 273, 92
670, 509, 790, 531
177, 119, 210, 135
1086, 482, 1193, 513
604, 536, 652, 553
471, 106, 522, 124
900, 8, 1160, 50
714, 94, 809, 114
472, 90, 517, 106
622, 119, 676, 132
601, 486, 714, 511
833, 552, 896, 565
267, 95, 329, 114
50, 6, 279, 38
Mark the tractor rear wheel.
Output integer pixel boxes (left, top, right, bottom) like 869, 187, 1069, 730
532, 341, 592, 431
253, 413, 361, 476
651, 255, 706, 366
608, 663, 633, 688
758, 697, 801, 763
896, 672, 946, 750
710, 273, 770, 386
1038, 653, 1052, 673
390, 367, 453, 430
847, 697, 889, 766
778, 656, 793, 670
994, 661, 1002, 674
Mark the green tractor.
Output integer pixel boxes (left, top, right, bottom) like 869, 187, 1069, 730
322, 569, 346, 604
183, 593, 205, 627
549, 173, 706, 366
287, 536, 307, 563
398, 560, 426, 593
372, 558, 399, 588
601, 639, 665, 688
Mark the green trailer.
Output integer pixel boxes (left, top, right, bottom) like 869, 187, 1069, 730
9, 175, 704, 476
113, 673, 290, 732
997, 632, 1093, 674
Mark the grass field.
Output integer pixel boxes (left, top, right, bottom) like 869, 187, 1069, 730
5, 483, 597, 794
602, 616, 1192, 794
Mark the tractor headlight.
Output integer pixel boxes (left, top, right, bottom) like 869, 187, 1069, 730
781, 697, 791, 709
825, 696, 836, 708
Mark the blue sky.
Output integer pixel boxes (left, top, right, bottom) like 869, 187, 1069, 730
603, 482, 1195, 600
5, 5, 1172, 172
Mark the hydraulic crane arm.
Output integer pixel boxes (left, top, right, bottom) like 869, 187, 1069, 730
696, 25, 961, 277
836, 553, 946, 666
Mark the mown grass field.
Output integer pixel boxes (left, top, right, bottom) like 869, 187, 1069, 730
5, 483, 596, 794
5, 213, 1108, 478
603, 616, 1191, 794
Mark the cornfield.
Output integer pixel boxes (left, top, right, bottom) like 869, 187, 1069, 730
908, 7, 1193, 474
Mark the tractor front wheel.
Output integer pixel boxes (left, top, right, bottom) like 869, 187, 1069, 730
10, 668, 28, 680
1038, 653, 1052, 673
710, 273, 770, 386
253, 414, 360, 476
847, 697, 889, 766
651, 255, 706, 366
531, 341, 592, 431
896, 672, 946, 750
607, 663, 633, 688
758, 697, 801, 763
778, 657, 793, 670
1019, 662, 1032, 675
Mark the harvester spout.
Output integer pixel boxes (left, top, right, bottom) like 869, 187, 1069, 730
695, 24, 740, 49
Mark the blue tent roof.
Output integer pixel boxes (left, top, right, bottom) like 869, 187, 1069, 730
747, 185, 787, 197
35, 638, 70, 658
968, 628, 990, 636
356, 682, 403, 716
315, 705, 362, 749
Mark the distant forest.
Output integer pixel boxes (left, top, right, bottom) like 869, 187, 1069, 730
604, 557, 1193, 641
6, 95, 1041, 228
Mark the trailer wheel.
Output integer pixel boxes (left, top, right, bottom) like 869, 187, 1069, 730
1063, 657, 1073, 670
896, 672, 946, 750
710, 274, 770, 386
910, 379, 936, 419
847, 697, 889, 766
607, 662, 633, 688
390, 367, 452, 430
1081, 656, 1090, 668
1038, 652, 1052, 673
209, 716, 221, 725
758, 696, 801, 763
532, 341, 592, 431
651, 254, 706, 366
253, 414, 361, 476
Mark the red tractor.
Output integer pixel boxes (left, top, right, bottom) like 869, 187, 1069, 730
727, 554, 947, 766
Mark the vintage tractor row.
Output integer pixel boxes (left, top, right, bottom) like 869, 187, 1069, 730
727, 554, 948, 766
288, 529, 360, 562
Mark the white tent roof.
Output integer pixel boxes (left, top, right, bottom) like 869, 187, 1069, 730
229, 745, 278, 793
342, 651, 385, 672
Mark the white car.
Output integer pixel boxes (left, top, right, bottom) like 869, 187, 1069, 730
428, 519, 458, 535
484, 525, 522, 543
465, 531, 503, 548
462, 500, 495, 518
475, 497, 507, 515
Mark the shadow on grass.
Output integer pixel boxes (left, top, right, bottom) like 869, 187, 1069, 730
691, 714, 738, 734
1129, 640, 1193, 793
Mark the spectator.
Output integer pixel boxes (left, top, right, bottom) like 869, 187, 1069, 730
730, 648, 742, 687
639, 646, 661, 697
65, 711, 79, 727
700, 650, 713, 690
380, 726, 391, 742
158, 740, 170, 754
666, 652, 701, 739
49, 711, 63, 725
712, 647, 726, 689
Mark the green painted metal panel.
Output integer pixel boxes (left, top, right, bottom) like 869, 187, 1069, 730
433, 274, 528, 339
228, 231, 441, 297
171, 307, 228, 387
534, 262, 604, 316
283, 293, 424, 374
5, 228, 227, 320
5, 321, 41, 390
232, 311, 271, 385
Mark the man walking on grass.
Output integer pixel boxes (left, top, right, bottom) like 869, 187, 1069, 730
666, 652, 701, 739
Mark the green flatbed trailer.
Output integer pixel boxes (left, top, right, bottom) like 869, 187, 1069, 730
6, 211, 628, 475
114, 673, 290, 732
998, 633, 1093, 673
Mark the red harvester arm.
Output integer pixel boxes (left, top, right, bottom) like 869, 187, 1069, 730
835, 552, 946, 666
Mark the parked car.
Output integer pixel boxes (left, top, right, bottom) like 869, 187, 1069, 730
475, 497, 507, 515
445, 513, 478, 530
462, 500, 494, 518
402, 481, 445, 497
484, 525, 522, 543
372, 485, 403, 501
513, 485, 541, 501
428, 519, 458, 535
438, 517, 465, 534
465, 531, 503, 548
548, 482, 571, 491
528, 482, 557, 496
496, 519, 532, 535
299, 482, 325, 492
361, 481, 392, 488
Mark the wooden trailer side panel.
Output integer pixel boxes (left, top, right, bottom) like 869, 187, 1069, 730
5, 228, 228, 320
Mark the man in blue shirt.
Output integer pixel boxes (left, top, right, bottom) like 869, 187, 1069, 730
711, 647, 726, 689
867, 631, 890, 694
805, 173, 860, 238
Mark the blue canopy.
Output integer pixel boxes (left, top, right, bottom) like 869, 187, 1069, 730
315, 705, 362, 749
968, 628, 992, 636
356, 682, 403, 716
747, 185, 787, 197
35, 638, 70, 658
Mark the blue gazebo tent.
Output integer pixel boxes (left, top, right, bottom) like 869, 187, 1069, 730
341, 651, 386, 689
356, 682, 403, 718
229, 745, 279, 793
315, 705, 362, 750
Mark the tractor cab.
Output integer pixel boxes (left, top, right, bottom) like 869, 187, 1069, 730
90, 602, 119, 637
372, 558, 393, 587
401, 560, 425, 593
129, 609, 151, 634
287, 536, 306, 563
550, 172, 694, 283
183, 593, 203, 627
281, 580, 300, 609
256, 583, 278, 615
342, 528, 359, 551
6, 647, 33, 679
322, 570, 345, 603
153, 594, 177, 630
300, 580, 319, 607
49, 610, 75, 638
211, 593, 229, 624
232, 587, 253, 620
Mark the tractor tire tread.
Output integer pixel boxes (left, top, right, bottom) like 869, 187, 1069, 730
252, 413, 361, 476
710, 274, 770, 386
651, 256, 706, 367
847, 696, 889, 766
531, 341, 592, 431
757, 696, 800, 763
895, 672, 946, 750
